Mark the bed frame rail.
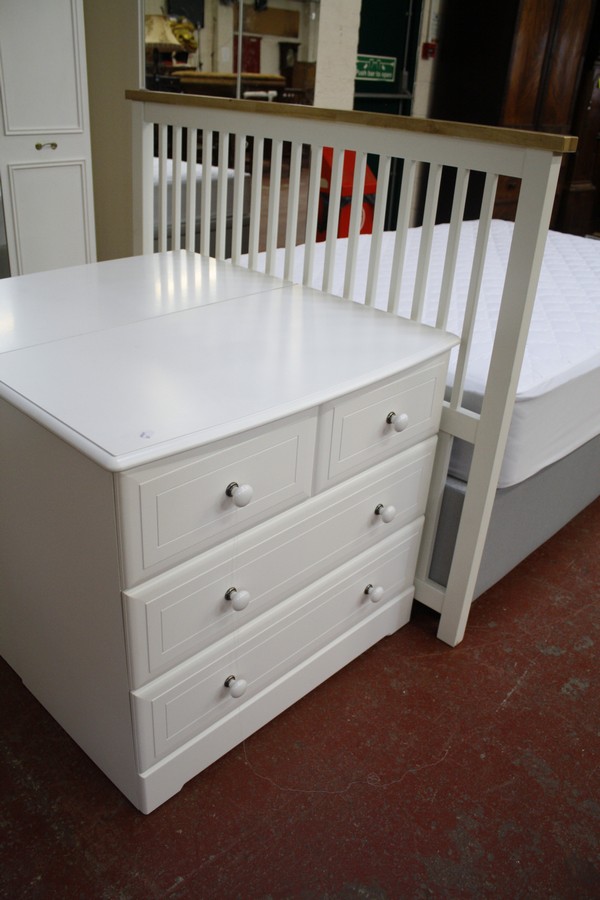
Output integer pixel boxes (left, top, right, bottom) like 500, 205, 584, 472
126, 90, 575, 646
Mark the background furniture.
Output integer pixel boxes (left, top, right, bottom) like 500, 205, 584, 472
178, 71, 286, 99
0, 0, 96, 275
559, 52, 600, 236
428, 0, 599, 229
152, 157, 251, 256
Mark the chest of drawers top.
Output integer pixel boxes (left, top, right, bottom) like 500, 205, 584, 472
0, 251, 457, 472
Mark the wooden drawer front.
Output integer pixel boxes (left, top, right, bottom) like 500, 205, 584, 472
131, 523, 420, 771
118, 414, 317, 586
316, 357, 448, 490
124, 437, 436, 688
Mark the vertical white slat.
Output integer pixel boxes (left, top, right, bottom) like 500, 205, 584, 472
215, 132, 230, 259
247, 136, 264, 271
184, 127, 197, 252
283, 141, 303, 281
171, 126, 183, 251
157, 124, 169, 253
231, 133, 247, 265
199, 129, 213, 257
322, 147, 345, 293
435, 167, 470, 330
364, 154, 391, 306
410, 162, 443, 321
387, 158, 417, 314
448, 172, 498, 410
265, 138, 283, 276
437, 149, 562, 647
302, 144, 323, 287
343, 150, 368, 300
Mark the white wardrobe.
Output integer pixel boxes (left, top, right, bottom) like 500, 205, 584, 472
0, 0, 96, 276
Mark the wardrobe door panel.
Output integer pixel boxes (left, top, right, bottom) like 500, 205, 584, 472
502, 0, 554, 129
538, 0, 596, 133
0, 0, 95, 275
7, 161, 92, 274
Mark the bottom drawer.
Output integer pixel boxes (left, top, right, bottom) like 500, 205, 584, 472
132, 520, 422, 771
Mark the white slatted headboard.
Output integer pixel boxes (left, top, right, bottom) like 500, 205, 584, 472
126, 89, 576, 646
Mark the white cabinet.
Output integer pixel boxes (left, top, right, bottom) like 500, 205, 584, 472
0, 0, 96, 275
0, 252, 457, 813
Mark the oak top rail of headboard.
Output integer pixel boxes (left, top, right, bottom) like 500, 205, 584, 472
125, 88, 577, 155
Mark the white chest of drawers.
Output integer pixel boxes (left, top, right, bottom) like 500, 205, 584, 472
0, 252, 457, 813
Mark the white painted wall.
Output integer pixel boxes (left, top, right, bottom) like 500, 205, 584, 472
84, 0, 143, 261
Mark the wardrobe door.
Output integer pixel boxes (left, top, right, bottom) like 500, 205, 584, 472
538, 0, 596, 133
501, 0, 556, 130
429, 0, 596, 226
0, 0, 96, 275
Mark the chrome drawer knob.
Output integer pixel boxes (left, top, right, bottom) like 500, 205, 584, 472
224, 675, 247, 698
364, 584, 384, 603
386, 411, 409, 432
375, 503, 396, 524
225, 587, 251, 611
225, 481, 254, 508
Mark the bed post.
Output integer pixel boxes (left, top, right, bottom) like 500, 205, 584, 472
435, 148, 563, 646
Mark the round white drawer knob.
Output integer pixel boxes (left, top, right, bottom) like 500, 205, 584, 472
375, 503, 396, 524
225, 481, 254, 508
364, 583, 384, 603
387, 411, 409, 432
225, 587, 251, 611
224, 675, 247, 698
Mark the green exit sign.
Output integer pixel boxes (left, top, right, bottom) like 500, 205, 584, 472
356, 54, 397, 83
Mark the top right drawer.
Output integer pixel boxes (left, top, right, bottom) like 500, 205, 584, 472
315, 355, 450, 490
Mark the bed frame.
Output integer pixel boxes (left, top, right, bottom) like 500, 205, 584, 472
126, 89, 579, 647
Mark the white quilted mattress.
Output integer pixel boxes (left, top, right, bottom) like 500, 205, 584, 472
249, 220, 600, 488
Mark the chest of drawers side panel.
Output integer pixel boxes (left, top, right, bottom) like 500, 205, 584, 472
0, 399, 142, 808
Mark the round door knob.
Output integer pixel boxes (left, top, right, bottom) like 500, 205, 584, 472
364, 583, 384, 603
224, 675, 247, 698
386, 411, 409, 432
225, 587, 251, 611
225, 481, 254, 508
375, 503, 396, 523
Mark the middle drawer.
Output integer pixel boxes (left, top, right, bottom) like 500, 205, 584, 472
124, 436, 436, 689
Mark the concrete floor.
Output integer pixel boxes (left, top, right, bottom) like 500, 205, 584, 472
1, 496, 598, 898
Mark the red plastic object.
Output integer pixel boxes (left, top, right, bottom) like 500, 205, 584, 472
316, 147, 377, 241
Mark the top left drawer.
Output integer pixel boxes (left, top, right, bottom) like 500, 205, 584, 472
117, 413, 317, 587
